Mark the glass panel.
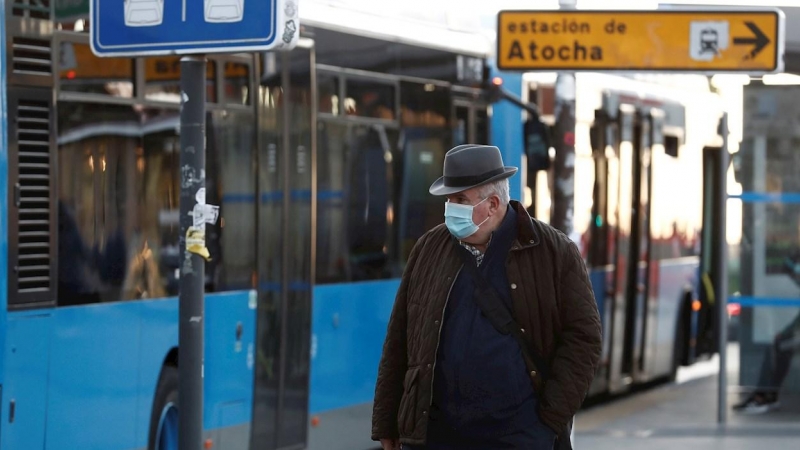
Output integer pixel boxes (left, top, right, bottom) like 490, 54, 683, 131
207, 110, 257, 290
397, 82, 451, 263
144, 57, 217, 103
253, 48, 313, 450
223, 61, 250, 105
57, 104, 176, 305
317, 73, 340, 115
344, 78, 395, 120
588, 156, 608, 268
453, 105, 468, 147
253, 78, 283, 447
475, 106, 489, 145
728, 202, 800, 414
316, 121, 396, 284
58, 41, 134, 98
401, 82, 448, 128
728, 125, 800, 417
280, 47, 313, 449
56, 103, 255, 306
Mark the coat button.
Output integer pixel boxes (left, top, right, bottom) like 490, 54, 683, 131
427, 363, 432, 369
530, 370, 537, 377
435, 320, 440, 325
423, 410, 427, 415
520, 328, 526, 334
529, 239, 535, 244
511, 283, 517, 289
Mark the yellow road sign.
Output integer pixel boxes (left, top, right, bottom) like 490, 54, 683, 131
497, 9, 784, 73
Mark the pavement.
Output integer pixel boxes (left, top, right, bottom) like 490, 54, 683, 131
574, 353, 800, 450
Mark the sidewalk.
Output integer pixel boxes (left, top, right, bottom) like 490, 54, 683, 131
574, 357, 800, 450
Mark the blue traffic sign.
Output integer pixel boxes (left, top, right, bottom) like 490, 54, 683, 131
91, 0, 298, 56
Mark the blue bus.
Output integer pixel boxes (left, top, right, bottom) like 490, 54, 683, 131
0, 2, 491, 450
2, 5, 259, 449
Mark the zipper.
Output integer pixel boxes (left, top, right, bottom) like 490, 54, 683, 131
428, 265, 462, 409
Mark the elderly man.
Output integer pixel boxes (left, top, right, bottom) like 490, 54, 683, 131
372, 144, 602, 450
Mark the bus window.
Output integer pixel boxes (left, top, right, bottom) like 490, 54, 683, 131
315, 121, 396, 283
144, 56, 217, 103
223, 61, 250, 105
58, 41, 134, 98
344, 78, 395, 120
56, 103, 256, 305
318, 73, 340, 116
397, 81, 451, 263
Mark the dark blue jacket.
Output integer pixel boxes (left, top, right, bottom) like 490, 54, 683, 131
423, 207, 555, 448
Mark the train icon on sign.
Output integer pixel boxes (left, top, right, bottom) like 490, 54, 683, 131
205, 0, 245, 23
124, 0, 164, 26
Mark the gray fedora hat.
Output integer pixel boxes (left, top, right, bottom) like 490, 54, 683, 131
429, 144, 518, 196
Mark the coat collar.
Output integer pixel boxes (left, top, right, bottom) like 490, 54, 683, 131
509, 200, 541, 250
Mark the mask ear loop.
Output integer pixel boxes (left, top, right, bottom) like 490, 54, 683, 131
474, 196, 491, 228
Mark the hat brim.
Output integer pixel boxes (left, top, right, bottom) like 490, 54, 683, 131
428, 166, 518, 196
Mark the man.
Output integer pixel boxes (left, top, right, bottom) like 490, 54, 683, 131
372, 145, 602, 449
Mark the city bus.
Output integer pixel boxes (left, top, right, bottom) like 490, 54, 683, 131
0, 1, 491, 449
2, 3, 259, 449
489, 71, 731, 396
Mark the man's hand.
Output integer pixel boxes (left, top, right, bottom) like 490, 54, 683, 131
380, 438, 400, 450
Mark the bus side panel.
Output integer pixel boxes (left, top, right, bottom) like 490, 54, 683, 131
135, 297, 178, 448
488, 69, 525, 201
205, 290, 256, 448
3, 313, 53, 450
652, 257, 698, 377
309, 279, 400, 415
46, 303, 142, 449
134, 291, 256, 449
307, 280, 400, 450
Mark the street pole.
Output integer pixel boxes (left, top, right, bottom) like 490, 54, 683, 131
552, 0, 577, 236
179, 55, 207, 450
717, 113, 730, 425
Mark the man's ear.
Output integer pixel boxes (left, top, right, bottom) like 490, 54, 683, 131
490, 195, 501, 214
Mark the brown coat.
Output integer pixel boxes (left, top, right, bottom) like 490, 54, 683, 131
371, 201, 602, 446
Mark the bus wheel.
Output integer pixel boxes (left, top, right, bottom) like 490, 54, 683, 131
149, 365, 179, 450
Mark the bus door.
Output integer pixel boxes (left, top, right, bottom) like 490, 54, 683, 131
606, 104, 655, 391
254, 40, 314, 450
587, 108, 616, 395
628, 109, 658, 382
697, 141, 725, 356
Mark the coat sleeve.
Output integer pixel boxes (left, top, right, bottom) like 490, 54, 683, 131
538, 239, 603, 433
371, 234, 426, 440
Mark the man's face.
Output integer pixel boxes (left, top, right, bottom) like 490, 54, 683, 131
446, 187, 491, 227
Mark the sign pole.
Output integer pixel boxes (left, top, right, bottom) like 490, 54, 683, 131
179, 55, 207, 450
552, 0, 577, 236
716, 113, 730, 425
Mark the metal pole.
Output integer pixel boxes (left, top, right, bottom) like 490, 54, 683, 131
552, 0, 577, 235
179, 55, 207, 450
717, 113, 730, 425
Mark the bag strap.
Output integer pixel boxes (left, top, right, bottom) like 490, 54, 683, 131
456, 246, 550, 380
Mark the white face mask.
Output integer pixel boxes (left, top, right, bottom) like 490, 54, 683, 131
444, 197, 489, 239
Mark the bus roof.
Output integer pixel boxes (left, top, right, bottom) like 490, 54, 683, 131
300, 0, 492, 57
